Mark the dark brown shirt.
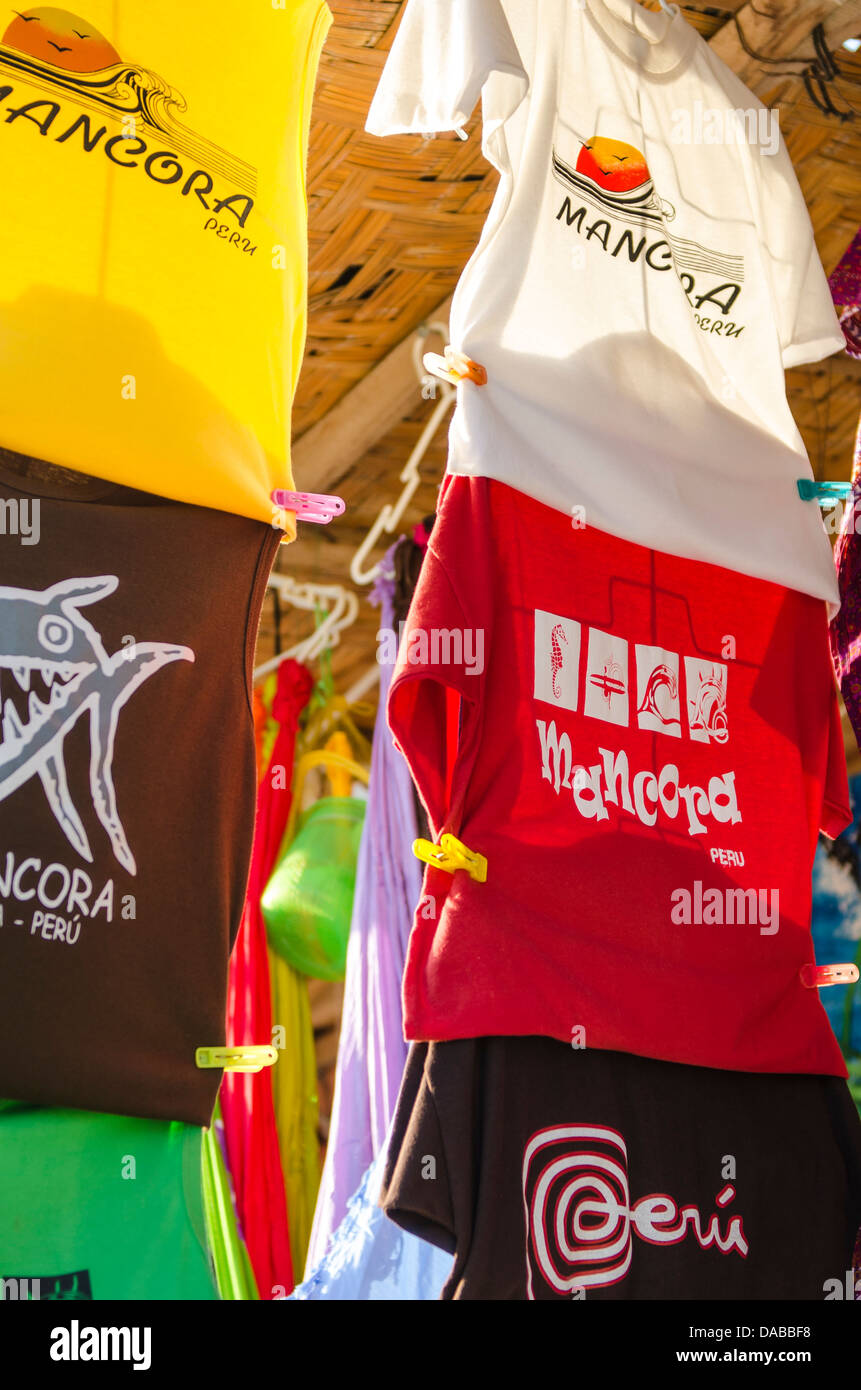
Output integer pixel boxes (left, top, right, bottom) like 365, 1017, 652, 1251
0, 456, 279, 1124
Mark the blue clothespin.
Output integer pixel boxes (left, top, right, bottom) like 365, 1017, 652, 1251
797, 479, 853, 504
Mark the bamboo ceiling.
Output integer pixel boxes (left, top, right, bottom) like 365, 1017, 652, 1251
257, 0, 861, 732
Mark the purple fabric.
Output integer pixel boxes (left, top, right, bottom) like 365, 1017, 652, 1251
830, 227, 861, 358
829, 226, 861, 305
305, 544, 423, 1274
214, 1114, 247, 1246
830, 417, 861, 742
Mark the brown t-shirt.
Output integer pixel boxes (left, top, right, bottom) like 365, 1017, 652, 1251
381, 1037, 861, 1301
0, 454, 280, 1124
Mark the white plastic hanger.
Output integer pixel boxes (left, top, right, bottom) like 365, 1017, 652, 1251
253, 575, 359, 682
350, 321, 455, 586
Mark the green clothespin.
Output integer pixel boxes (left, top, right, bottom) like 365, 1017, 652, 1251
195, 1045, 277, 1073
797, 479, 853, 504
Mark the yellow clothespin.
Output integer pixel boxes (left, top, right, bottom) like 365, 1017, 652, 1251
195, 1045, 278, 1073
413, 833, 487, 883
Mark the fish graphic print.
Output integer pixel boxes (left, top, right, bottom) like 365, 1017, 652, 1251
0, 575, 194, 874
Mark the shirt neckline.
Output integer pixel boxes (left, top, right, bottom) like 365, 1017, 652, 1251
584, 0, 698, 77
0, 450, 120, 501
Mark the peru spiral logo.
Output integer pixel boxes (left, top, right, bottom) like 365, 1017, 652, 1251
522, 1122, 749, 1298
522, 1124, 632, 1297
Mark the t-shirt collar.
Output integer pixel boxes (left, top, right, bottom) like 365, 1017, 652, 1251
0, 448, 119, 501
584, 0, 697, 77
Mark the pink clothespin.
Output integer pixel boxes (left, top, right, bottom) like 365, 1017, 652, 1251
799, 962, 860, 989
271, 490, 345, 525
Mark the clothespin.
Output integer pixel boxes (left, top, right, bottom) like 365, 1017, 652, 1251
799, 963, 860, 989
422, 346, 488, 388
413, 832, 487, 883
195, 1045, 278, 1072
796, 479, 853, 505
271, 490, 346, 525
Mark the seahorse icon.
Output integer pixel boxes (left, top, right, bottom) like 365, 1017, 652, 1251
551, 624, 567, 700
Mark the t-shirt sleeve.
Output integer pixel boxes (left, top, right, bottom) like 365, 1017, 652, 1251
387, 551, 485, 838
754, 137, 845, 369
365, 0, 528, 137
821, 685, 852, 839
379, 1043, 457, 1257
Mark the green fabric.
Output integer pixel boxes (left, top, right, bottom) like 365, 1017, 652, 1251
201, 1105, 259, 1301
0, 1105, 218, 1300
262, 796, 365, 980
848, 1058, 861, 1119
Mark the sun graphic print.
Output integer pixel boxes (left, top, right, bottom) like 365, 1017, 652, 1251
576, 135, 651, 195
0, 5, 257, 198
4, 6, 119, 72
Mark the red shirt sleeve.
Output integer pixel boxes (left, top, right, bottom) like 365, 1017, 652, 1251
387, 477, 492, 838
821, 686, 852, 838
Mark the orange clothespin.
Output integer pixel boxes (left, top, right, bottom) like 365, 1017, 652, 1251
422, 345, 487, 387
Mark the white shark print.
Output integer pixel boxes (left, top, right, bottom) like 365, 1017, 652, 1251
0, 576, 194, 874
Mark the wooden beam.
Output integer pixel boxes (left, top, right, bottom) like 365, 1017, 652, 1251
292, 294, 453, 494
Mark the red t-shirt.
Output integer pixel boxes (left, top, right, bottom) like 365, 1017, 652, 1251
388, 477, 851, 1077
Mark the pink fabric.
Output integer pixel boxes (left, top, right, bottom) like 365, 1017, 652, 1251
830, 418, 861, 745
222, 658, 314, 1298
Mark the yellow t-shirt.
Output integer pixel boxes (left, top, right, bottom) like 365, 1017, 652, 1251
0, 1, 332, 534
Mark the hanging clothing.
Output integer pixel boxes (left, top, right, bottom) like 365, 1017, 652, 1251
388, 474, 850, 1076
381, 1036, 861, 1300
201, 1104, 260, 1301
292, 1126, 451, 1300
305, 550, 423, 1271
393, 527, 435, 842
221, 658, 314, 1299
0, 1102, 217, 1300
366, 0, 843, 607
268, 948, 321, 1282
0, 0, 331, 530
0, 451, 279, 1124
829, 418, 861, 748
828, 225, 861, 359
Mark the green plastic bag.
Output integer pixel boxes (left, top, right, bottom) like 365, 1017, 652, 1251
261, 796, 365, 980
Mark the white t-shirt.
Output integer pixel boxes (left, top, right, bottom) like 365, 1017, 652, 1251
366, 0, 845, 606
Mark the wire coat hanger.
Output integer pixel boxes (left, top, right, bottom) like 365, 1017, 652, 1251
350, 321, 455, 586
253, 576, 359, 682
